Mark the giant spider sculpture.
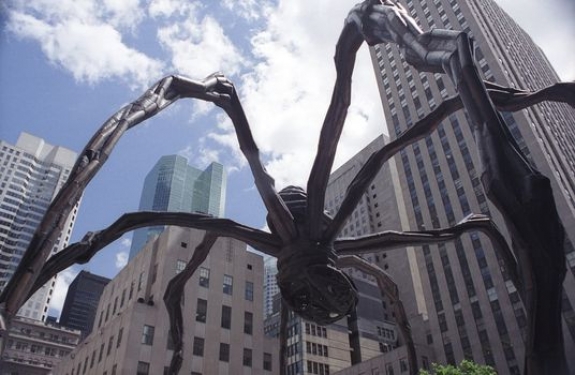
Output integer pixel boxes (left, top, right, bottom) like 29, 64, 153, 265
1, 1, 574, 374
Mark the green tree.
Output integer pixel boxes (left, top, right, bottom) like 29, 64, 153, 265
419, 360, 497, 375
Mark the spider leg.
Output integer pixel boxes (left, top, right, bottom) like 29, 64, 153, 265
337, 255, 418, 375
323, 94, 463, 241
164, 231, 218, 375
485, 80, 575, 111
334, 213, 521, 292
27, 212, 280, 301
196, 73, 298, 242
323, 80, 575, 242
306, 22, 365, 240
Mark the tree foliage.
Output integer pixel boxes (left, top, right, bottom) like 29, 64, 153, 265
419, 360, 497, 375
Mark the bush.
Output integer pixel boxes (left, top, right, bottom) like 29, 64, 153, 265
419, 360, 497, 375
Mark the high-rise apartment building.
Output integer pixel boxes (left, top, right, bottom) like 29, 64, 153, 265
369, 0, 575, 373
129, 155, 227, 259
0, 132, 78, 322
59, 271, 111, 338
53, 226, 278, 375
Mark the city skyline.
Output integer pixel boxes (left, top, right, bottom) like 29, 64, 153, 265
1, 0, 573, 320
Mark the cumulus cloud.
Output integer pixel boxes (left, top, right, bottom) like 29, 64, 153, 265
157, 14, 245, 78
5, 0, 162, 87
114, 237, 131, 269
115, 251, 129, 269
49, 268, 79, 319
221, 0, 270, 21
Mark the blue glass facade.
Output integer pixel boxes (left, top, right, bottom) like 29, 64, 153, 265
129, 155, 226, 259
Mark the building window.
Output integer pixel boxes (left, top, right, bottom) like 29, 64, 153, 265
199, 267, 210, 287
137, 361, 150, 375
243, 348, 253, 367
196, 299, 207, 323
176, 260, 186, 274
223, 274, 233, 295
244, 312, 253, 335
120, 289, 126, 308
142, 325, 155, 345
138, 272, 145, 291
219, 343, 230, 362
221, 305, 232, 329
193, 337, 205, 357
151, 263, 158, 283
107, 336, 114, 356
116, 328, 123, 348
263, 352, 272, 371
245, 281, 254, 301
400, 358, 408, 372
111, 364, 117, 375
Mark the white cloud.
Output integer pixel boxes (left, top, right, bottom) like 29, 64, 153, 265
114, 236, 131, 269
5, 0, 160, 88
148, 0, 201, 19
115, 251, 128, 269
221, 0, 270, 21
6, 7, 162, 87
49, 268, 80, 319
157, 14, 245, 78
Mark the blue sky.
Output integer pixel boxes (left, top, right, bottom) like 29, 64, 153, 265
1, 0, 573, 318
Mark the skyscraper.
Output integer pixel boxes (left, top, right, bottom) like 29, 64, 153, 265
0, 132, 78, 322
369, 0, 575, 373
264, 256, 279, 318
129, 155, 227, 259
59, 271, 111, 338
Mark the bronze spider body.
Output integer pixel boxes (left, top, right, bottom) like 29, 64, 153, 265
1, 1, 574, 374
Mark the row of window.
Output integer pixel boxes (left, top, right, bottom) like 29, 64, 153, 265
304, 322, 327, 338
179, 264, 255, 301
305, 342, 328, 357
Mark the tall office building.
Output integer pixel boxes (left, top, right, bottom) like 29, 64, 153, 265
369, 0, 575, 373
0, 132, 78, 322
129, 155, 227, 259
53, 226, 278, 375
59, 271, 111, 338
264, 256, 279, 318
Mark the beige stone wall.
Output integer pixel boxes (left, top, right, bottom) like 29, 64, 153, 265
53, 226, 279, 374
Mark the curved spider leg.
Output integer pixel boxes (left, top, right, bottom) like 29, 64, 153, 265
196, 73, 298, 242
0, 75, 188, 317
334, 213, 521, 292
337, 255, 418, 375
279, 299, 289, 375
164, 231, 218, 375
28, 212, 280, 299
306, 21, 365, 241
0, 74, 248, 319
